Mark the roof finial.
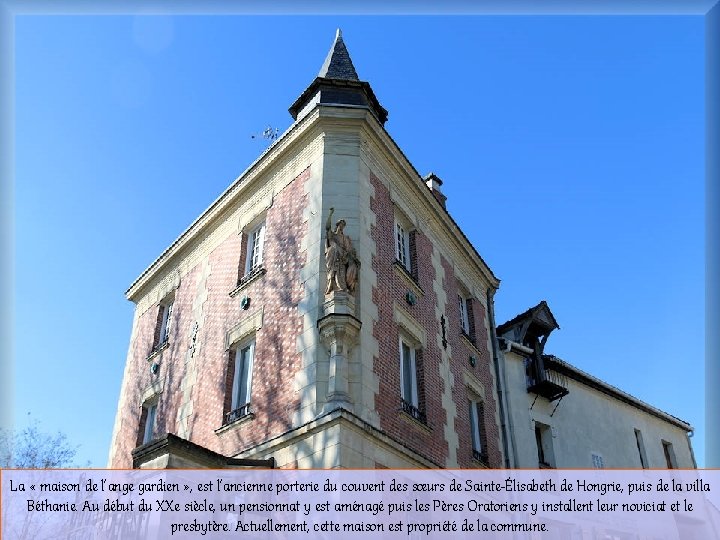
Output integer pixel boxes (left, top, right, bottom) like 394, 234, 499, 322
336, 28, 342, 39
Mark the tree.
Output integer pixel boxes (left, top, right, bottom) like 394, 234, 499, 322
0, 416, 79, 468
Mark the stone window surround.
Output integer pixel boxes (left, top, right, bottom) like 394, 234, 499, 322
235, 205, 271, 290
215, 307, 264, 434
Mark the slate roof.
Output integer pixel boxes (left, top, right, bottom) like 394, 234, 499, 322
288, 29, 388, 125
497, 300, 559, 335
318, 29, 360, 81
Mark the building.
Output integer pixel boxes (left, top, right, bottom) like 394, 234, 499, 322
108, 29, 504, 469
496, 301, 696, 469
108, 30, 693, 471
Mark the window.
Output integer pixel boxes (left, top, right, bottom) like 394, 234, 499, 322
535, 422, 556, 468
137, 401, 158, 446
152, 299, 174, 352
591, 453, 605, 469
395, 220, 410, 271
469, 398, 487, 463
459, 294, 470, 335
399, 337, 425, 423
634, 429, 648, 469
662, 440, 677, 469
245, 222, 266, 275
158, 303, 173, 345
224, 341, 255, 425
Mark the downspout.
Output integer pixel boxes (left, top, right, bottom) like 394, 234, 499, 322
686, 429, 698, 469
487, 288, 513, 469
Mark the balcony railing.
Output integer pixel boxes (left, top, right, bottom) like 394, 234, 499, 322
146, 337, 169, 360
472, 449, 488, 464
224, 403, 253, 426
401, 399, 427, 425
237, 265, 266, 288
526, 358, 569, 401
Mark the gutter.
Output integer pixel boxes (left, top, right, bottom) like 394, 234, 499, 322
487, 288, 513, 469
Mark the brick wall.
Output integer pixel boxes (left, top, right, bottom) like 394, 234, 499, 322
369, 171, 501, 468
439, 256, 502, 469
109, 168, 309, 467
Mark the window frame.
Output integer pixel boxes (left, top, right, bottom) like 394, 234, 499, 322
634, 429, 649, 469
534, 421, 556, 468
399, 337, 418, 408
662, 440, 677, 469
224, 339, 256, 425
394, 220, 411, 272
137, 398, 159, 447
143, 402, 157, 444
158, 302, 173, 346
244, 221, 266, 275
398, 335, 426, 423
469, 397, 487, 463
459, 294, 470, 335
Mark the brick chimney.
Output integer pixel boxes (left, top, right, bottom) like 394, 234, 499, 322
424, 172, 447, 209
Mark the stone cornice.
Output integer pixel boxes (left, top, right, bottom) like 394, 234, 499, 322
232, 406, 440, 469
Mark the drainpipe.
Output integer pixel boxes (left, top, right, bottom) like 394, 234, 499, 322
487, 288, 513, 469
686, 429, 698, 469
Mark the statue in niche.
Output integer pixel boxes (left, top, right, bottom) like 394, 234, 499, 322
325, 207, 359, 295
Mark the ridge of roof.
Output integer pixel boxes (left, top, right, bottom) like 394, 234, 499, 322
497, 300, 558, 334
544, 354, 693, 431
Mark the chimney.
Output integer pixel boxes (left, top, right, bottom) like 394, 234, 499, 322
424, 172, 447, 209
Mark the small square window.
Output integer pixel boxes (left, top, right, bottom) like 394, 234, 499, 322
591, 452, 604, 469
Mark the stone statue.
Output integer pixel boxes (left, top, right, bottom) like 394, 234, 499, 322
325, 208, 359, 294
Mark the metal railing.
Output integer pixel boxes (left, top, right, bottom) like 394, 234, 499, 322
401, 399, 427, 425
224, 403, 252, 425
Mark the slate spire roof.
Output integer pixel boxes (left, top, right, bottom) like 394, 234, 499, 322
289, 29, 388, 125
318, 29, 360, 81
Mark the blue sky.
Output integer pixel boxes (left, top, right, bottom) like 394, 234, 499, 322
11, 15, 704, 467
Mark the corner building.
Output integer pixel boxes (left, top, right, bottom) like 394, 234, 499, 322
108, 30, 505, 469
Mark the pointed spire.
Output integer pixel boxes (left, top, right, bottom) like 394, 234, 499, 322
318, 28, 359, 81
289, 30, 388, 125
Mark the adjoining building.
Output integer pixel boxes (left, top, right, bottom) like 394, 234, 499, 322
496, 301, 695, 469
108, 30, 693, 470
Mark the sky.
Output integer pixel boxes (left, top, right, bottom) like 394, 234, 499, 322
10, 14, 705, 467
